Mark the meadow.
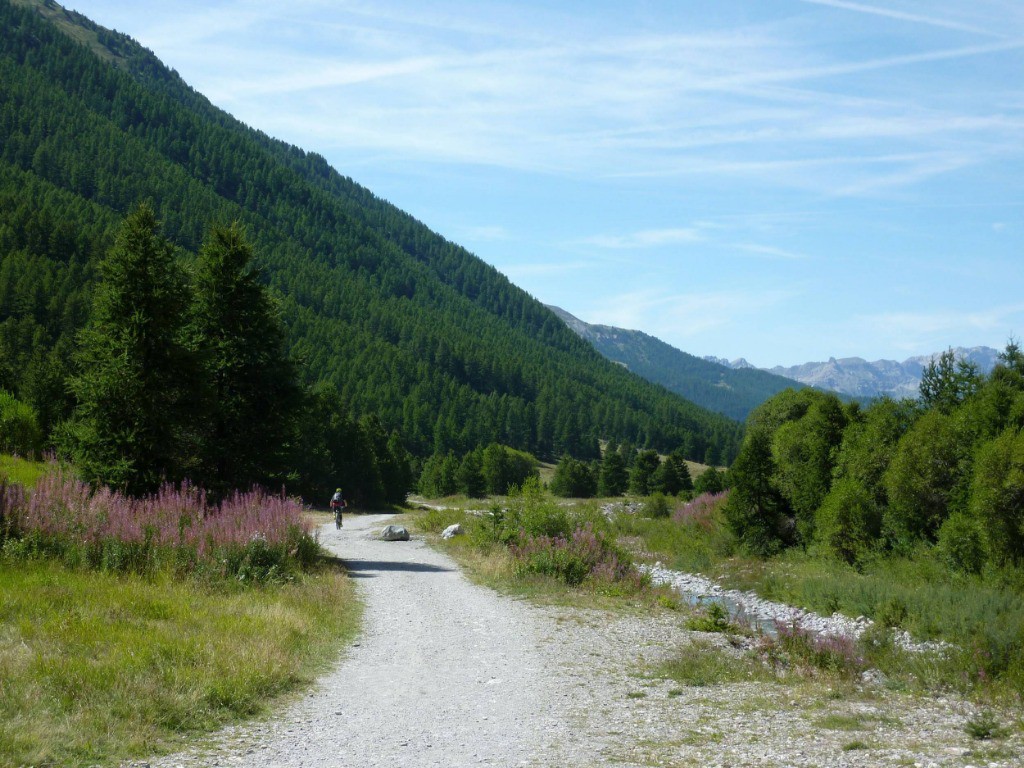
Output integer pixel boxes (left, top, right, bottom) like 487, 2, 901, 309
0, 459, 359, 768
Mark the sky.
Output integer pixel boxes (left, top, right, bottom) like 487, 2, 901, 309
64, 0, 1024, 367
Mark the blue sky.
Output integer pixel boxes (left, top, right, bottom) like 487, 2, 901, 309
66, 0, 1024, 367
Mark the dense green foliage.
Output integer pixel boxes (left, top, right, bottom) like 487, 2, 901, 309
418, 443, 539, 498
0, 389, 42, 456
0, 0, 742, 483
550, 454, 598, 498
66, 203, 198, 494
726, 345, 1024, 572
187, 221, 302, 497
422, 480, 647, 593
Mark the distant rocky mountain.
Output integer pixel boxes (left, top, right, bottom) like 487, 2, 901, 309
711, 347, 1001, 399
548, 307, 806, 422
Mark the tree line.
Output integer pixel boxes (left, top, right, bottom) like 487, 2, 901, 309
724, 344, 1024, 573
3, 203, 410, 506
416, 440, 728, 501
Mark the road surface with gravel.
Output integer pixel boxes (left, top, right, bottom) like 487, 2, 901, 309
141, 512, 1021, 768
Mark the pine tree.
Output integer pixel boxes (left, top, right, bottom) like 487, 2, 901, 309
188, 222, 300, 496
598, 449, 629, 497
68, 203, 197, 494
630, 449, 661, 495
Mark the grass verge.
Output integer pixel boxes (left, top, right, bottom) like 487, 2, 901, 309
413, 493, 680, 613
614, 497, 1024, 699
0, 455, 52, 488
0, 558, 359, 767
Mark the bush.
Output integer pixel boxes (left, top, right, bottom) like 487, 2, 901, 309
473, 480, 645, 590
971, 428, 1024, 566
685, 601, 731, 633
937, 512, 987, 574
550, 455, 597, 498
774, 622, 865, 677
500, 478, 572, 542
673, 491, 728, 529
0, 390, 43, 458
641, 492, 671, 519
511, 524, 639, 587
814, 477, 880, 565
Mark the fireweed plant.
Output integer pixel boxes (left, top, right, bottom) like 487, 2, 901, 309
0, 467, 318, 581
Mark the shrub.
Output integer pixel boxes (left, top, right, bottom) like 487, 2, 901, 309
814, 477, 880, 565
882, 409, 961, 548
550, 455, 597, 498
0, 390, 43, 458
773, 621, 865, 677
641, 492, 671, 519
874, 596, 908, 629
500, 478, 572, 542
937, 512, 987, 574
482, 482, 645, 590
965, 710, 1006, 740
971, 428, 1024, 566
685, 601, 731, 633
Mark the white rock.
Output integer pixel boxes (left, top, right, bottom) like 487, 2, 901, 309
380, 525, 410, 541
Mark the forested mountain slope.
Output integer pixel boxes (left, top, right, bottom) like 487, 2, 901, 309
0, 0, 741, 464
548, 306, 806, 422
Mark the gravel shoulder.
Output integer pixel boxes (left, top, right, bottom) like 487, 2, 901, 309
141, 513, 1021, 768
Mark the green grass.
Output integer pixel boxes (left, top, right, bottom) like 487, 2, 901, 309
813, 713, 878, 731
656, 640, 776, 688
0, 558, 360, 767
615, 503, 1024, 698
0, 455, 53, 488
414, 504, 680, 613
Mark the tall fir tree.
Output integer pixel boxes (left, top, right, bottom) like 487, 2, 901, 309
68, 203, 196, 494
187, 222, 301, 496
598, 449, 629, 497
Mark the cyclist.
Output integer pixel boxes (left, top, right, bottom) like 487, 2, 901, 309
330, 488, 346, 529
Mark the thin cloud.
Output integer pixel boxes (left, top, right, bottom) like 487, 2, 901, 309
732, 243, 808, 260
797, 0, 1007, 38
594, 288, 799, 339
580, 228, 705, 250
857, 304, 1024, 341
462, 225, 511, 242
122, 0, 1024, 198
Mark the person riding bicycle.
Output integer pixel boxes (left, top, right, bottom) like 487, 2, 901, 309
330, 488, 346, 528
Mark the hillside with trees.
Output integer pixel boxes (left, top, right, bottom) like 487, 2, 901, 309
548, 306, 808, 423
0, 0, 742, 498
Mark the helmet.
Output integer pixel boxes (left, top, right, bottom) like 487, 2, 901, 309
336, 488, 342, 493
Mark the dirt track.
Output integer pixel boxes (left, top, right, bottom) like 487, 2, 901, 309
147, 512, 580, 767
143, 512, 1019, 768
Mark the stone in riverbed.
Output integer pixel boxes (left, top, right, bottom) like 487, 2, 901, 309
381, 525, 410, 541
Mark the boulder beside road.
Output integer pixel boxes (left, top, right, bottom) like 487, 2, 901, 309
380, 525, 410, 541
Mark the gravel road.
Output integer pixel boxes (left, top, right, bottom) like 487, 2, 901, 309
146, 513, 583, 767
142, 513, 1022, 768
